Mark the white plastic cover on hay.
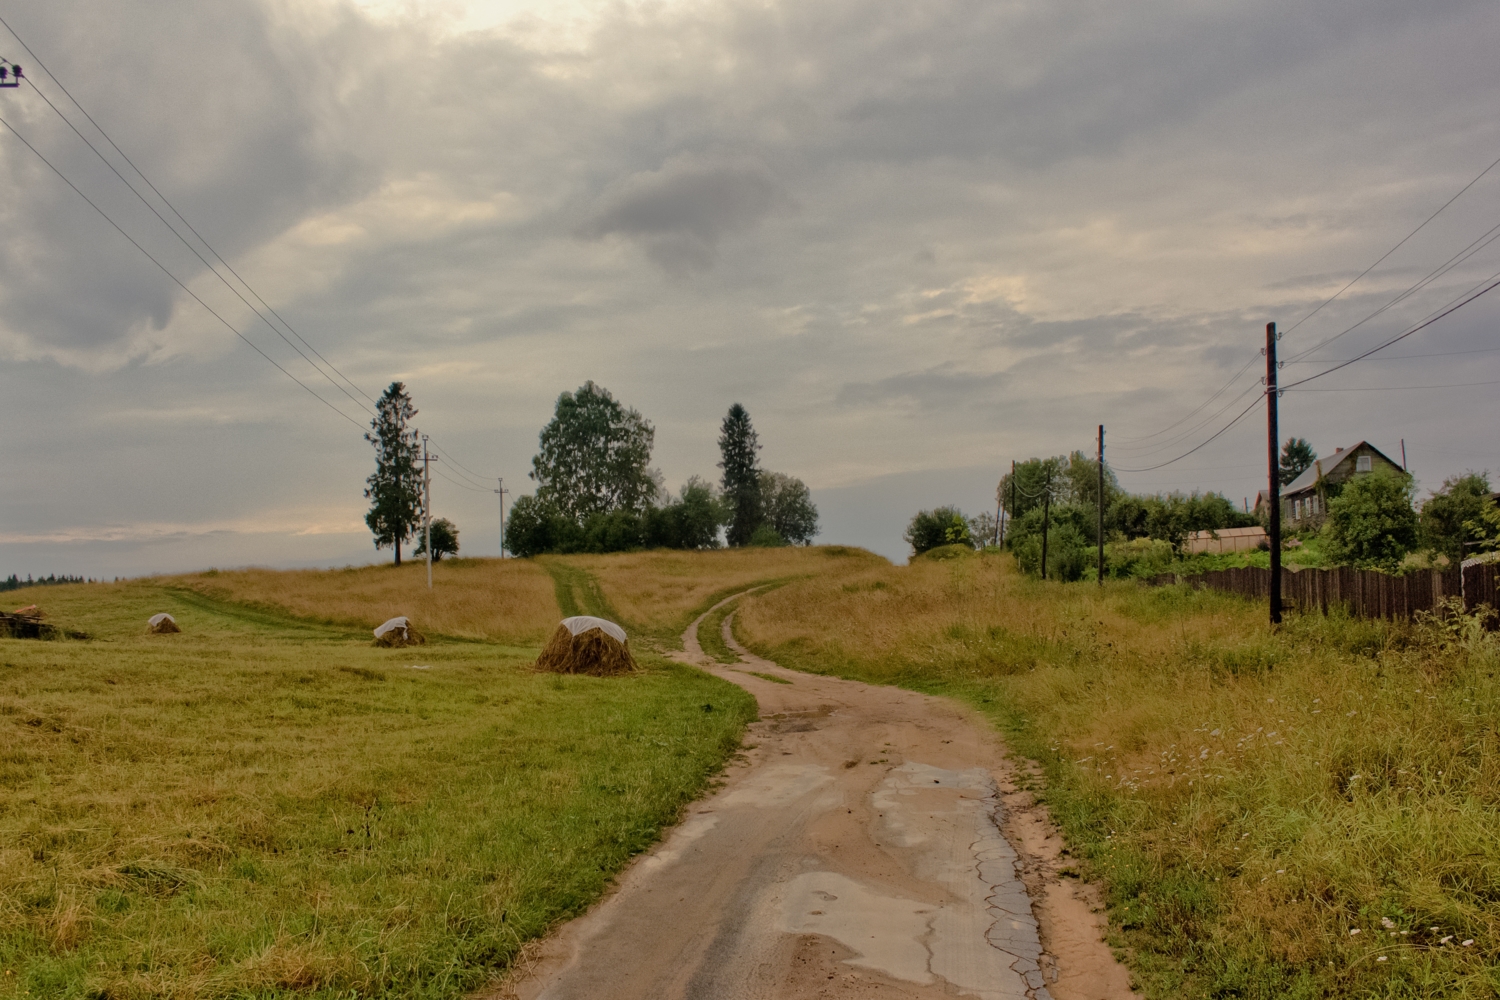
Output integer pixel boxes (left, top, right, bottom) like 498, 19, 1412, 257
149, 613, 176, 628
374, 616, 411, 640
560, 615, 627, 642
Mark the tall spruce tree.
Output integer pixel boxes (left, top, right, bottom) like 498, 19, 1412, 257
718, 403, 762, 546
1280, 437, 1316, 486
364, 382, 423, 566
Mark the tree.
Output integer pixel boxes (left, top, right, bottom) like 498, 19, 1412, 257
414, 517, 459, 561
1323, 469, 1418, 571
905, 507, 971, 556
1280, 437, 1316, 486
998, 456, 1067, 521
531, 382, 657, 522
364, 382, 423, 566
969, 511, 998, 547
644, 477, 727, 550
719, 403, 762, 546
759, 471, 819, 545
1419, 472, 1497, 561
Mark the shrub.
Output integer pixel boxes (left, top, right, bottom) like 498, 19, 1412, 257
905, 507, 971, 556
1419, 472, 1496, 561
748, 524, 789, 547
1323, 469, 1418, 571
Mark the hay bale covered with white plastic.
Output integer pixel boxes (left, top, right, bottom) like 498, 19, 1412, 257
535, 616, 636, 676
373, 616, 424, 648
147, 613, 181, 635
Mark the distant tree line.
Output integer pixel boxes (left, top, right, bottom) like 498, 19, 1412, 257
506, 384, 818, 557
904, 438, 1500, 579
2, 574, 91, 592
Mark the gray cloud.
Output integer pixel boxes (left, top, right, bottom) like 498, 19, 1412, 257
1, 0, 1498, 573
579, 158, 784, 272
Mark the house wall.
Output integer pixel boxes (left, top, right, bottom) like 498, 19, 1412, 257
1283, 443, 1403, 529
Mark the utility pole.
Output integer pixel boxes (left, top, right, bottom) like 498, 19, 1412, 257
1097, 424, 1105, 587
1040, 468, 1052, 581
1005, 461, 1015, 548
1401, 438, 1407, 472
419, 435, 440, 590
495, 477, 511, 557
1265, 322, 1282, 625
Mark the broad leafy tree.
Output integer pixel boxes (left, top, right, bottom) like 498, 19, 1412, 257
1280, 437, 1316, 486
531, 382, 658, 521
719, 403, 762, 546
1419, 472, 1497, 561
414, 517, 460, 561
364, 382, 423, 566
905, 506, 971, 555
759, 471, 819, 545
1324, 469, 1418, 571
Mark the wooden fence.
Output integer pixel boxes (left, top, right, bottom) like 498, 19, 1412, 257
1150, 562, 1500, 623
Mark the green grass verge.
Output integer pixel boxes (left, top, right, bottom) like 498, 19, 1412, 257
0, 583, 755, 999
747, 579, 1500, 999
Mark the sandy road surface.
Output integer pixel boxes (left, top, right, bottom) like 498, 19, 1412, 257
504, 597, 1137, 1000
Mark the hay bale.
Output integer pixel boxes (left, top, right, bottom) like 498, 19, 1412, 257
147, 613, 181, 635
373, 616, 425, 648
535, 616, 637, 676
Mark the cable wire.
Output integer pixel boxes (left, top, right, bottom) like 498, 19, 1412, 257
1283, 217, 1500, 363
1285, 378, 1500, 392
1109, 350, 1260, 447
1, 16, 495, 478
1281, 150, 1500, 337
0, 112, 365, 430
1281, 270, 1500, 390
1113, 393, 1265, 473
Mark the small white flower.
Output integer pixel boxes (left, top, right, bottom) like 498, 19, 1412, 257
1349, 929, 1361, 936
1381, 917, 1396, 930
1440, 935, 1453, 944
1463, 939, 1475, 947
1376, 956, 1387, 963
1276, 869, 1285, 874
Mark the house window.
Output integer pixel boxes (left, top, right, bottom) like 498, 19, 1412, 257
1294, 499, 1302, 520
1356, 455, 1372, 472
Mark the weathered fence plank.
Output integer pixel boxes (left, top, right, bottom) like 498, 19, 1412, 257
1149, 563, 1494, 624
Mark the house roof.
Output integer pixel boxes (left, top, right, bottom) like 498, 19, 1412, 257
1283, 441, 1401, 495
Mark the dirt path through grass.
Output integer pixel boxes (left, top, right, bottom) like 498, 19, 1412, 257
506, 594, 1136, 1000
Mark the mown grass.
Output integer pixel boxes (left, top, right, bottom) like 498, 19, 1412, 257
168, 559, 559, 646
730, 549, 1500, 999
558, 547, 881, 647
0, 576, 755, 999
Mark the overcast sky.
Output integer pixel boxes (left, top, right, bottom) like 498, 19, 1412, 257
1, 0, 1497, 576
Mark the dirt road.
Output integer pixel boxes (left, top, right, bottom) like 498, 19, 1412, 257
506, 598, 1137, 1000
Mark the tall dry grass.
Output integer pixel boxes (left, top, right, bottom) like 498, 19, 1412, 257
561, 545, 884, 642
736, 549, 1500, 999
172, 557, 559, 645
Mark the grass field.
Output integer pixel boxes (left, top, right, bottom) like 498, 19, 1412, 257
0, 572, 754, 999
727, 549, 1500, 999
10, 545, 1496, 999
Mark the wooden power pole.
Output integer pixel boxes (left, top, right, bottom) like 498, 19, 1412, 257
1265, 322, 1282, 625
1097, 424, 1105, 586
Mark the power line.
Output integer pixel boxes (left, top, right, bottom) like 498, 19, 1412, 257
1283, 216, 1500, 363
0, 112, 366, 430
1281, 270, 1500, 390
1112, 393, 1264, 473
1, 16, 494, 479
16, 71, 377, 417
1109, 349, 1261, 448
1281, 150, 1500, 337
1284, 345, 1500, 364
1286, 378, 1500, 392
1109, 378, 1263, 458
